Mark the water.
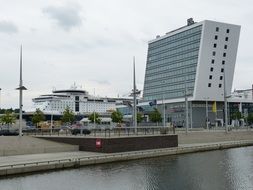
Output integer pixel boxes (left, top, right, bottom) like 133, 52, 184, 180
0, 146, 252, 190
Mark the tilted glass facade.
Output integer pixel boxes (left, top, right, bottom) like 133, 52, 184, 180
143, 25, 203, 101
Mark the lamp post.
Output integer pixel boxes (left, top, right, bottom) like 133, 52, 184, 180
163, 94, 166, 128
93, 88, 96, 128
184, 79, 189, 134
203, 97, 209, 130
16, 46, 27, 137
223, 67, 228, 133
133, 57, 137, 132
0, 88, 1, 109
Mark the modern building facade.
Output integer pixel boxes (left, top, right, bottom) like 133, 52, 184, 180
134, 19, 253, 128
143, 19, 240, 102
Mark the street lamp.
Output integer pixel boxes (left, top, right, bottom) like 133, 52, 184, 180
184, 79, 189, 134
163, 94, 166, 128
203, 97, 209, 130
223, 67, 228, 133
16, 46, 27, 137
93, 88, 96, 128
0, 88, 1, 109
131, 57, 141, 133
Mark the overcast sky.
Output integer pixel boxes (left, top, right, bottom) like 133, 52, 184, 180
0, 0, 252, 110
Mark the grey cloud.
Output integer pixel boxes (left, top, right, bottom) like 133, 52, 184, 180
0, 21, 18, 34
43, 4, 83, 31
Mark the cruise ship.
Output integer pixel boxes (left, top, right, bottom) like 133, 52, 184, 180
32, 86, 131, 115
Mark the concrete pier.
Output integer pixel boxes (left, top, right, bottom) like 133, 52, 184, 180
0, 131, 252, 177
0, 140, 252, 177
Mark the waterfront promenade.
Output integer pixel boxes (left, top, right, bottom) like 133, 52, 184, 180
0, 130, 252, 177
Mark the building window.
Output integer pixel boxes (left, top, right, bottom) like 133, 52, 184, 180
222, 60, 225, 65
215, 35, 218, 40
210, 67, 214, 72
225, 37, 229, 41
220, 76, 223, 80
226, 29, 230, 33
212, 51, 216, 56
213, 43, 217, 48
219, 84, 222, 88
224, 45, 227, 49
209, 75, 212, 79
216, 27, 219, 32
211, 59, 215, 64
223, 53, 226, 57
208, 83, 211, 87
221, 68, 224, 72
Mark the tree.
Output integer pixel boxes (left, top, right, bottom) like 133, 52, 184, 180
111, 110, 123, 123
88, 112, 101, 124
149, 108, 162, 123
0, 111, 17, 129
61, 107, 75, 124
231, 111, 243, 120
32, 108, 45, 127
137, 112, 143, 123
247, 113, 253, 125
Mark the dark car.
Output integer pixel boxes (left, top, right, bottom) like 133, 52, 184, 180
71, 128, 91, 135
0, 130, 19, 136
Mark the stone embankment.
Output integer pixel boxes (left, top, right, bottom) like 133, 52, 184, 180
0, 131, 252, 177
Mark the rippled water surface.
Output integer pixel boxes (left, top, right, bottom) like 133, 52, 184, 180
0, 146, 252, 190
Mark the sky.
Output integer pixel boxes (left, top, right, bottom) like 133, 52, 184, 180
0, 0, 253, 110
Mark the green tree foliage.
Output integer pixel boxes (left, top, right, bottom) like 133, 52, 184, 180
111, 110, 123, 123
88, 112, 101, 124
137, 112, 143, 123
0, 108, 17, 114
0, 111, 17, 128
149, 108, 162, 123
61, 107, 75, 124
231, 111, 243, 120
32, 108, 45, 126
247, 113, 253, 125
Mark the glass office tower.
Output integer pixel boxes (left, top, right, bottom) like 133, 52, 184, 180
143, 25, 202, 101
143, 20, 241, 103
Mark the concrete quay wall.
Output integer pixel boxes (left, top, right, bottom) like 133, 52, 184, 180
0, 140, 253, 177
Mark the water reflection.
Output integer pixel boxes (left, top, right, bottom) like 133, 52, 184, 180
0, 147, 252, 190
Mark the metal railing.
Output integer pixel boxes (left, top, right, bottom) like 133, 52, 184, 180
23, 126, 176, 137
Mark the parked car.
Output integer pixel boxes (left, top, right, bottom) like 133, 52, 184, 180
23, 126, 36, 132
71, 128, 91, 135
0, 129, 19, 136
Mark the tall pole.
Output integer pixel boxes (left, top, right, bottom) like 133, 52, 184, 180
50, 112, 53, 135
163, 95, 166, 128
190, 101, 193, 129
206, 100, 209, 130
0, 88, 1, 109
133, 57, 137, 133
224, 68, 228, 133
16, 45, 27, 137
94, 88, 96, 128
184, 79, 189, 134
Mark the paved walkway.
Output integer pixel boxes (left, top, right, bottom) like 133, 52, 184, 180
0, 151, 104, 167
178, 130, 253, 144
0, 136, 78, 156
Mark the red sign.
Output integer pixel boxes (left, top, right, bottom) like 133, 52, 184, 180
96, 139, 102, 148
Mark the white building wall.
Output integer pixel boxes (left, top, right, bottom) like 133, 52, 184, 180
194, 20, 240, 101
